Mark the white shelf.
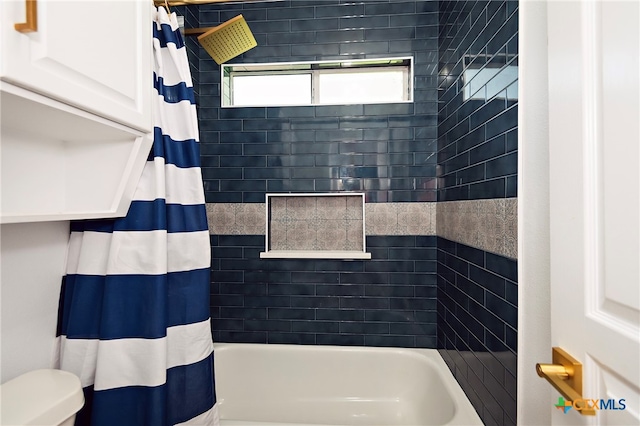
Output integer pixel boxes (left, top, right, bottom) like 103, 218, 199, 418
0, 83, 152, 224
260, 250, 372, 260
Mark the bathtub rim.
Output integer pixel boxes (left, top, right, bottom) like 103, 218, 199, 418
212, 342, 483, 426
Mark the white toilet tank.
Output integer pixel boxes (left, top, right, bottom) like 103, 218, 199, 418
0, 369, 84, 426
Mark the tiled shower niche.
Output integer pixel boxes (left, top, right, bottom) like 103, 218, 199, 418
261, 193, 371, 259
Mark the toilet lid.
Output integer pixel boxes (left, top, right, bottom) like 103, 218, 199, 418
0, 369, 84, 425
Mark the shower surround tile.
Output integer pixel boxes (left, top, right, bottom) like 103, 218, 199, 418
211, 234, 439, 348
191, 2, 520, 422
207, 202, 437, 238
436, 199, 517, 259
206, 200, 516, 259
437, 0, 519, 203
195, 0, 439, 204
365, 203, 436, 236
438, 1, 519, 424
437, 236, 518, 426
206, 199, 515, 259
206, 203, 264, 235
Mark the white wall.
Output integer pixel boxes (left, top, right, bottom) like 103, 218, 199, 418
518, 1, 553, 424
0, 221, 70, 383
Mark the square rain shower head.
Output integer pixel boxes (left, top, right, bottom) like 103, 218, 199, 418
197, 14, 257, 65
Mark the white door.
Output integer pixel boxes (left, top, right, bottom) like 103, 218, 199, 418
0, 0, 152, 132
547, 0, 640, 424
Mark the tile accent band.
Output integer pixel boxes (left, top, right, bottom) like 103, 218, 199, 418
206, 199, 517, 259
436, 199, 517, 259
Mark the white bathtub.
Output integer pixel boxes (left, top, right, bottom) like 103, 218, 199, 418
213, 343, 483, 426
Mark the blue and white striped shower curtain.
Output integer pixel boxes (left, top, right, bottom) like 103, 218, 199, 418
56, 7, 218, 425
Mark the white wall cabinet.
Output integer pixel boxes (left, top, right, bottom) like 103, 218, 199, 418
1, 0, 152, 132
0, 0, 154, 223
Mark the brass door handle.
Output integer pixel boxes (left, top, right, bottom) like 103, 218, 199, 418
15, 0, 37, 33
536, 347, 596, 415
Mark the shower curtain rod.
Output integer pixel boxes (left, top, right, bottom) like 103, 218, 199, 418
155, 0, 281, 7
155, 0, 278, 36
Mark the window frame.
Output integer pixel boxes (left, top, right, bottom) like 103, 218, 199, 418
221, 56, 413, 108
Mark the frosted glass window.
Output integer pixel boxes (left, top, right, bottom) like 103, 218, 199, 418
232, 74, 311, 106
222, 57, 412, 107
318, 70, 407, 104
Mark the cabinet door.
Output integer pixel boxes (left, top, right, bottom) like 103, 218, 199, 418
0, 0, 152, 133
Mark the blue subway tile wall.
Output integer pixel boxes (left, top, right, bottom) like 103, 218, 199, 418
437, 237, 517, 425
181, 4, 520, 419
437, 3, 519, 421
211, 235, 438, 347
189, 0, 439, 203
437, 0, 518, 201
